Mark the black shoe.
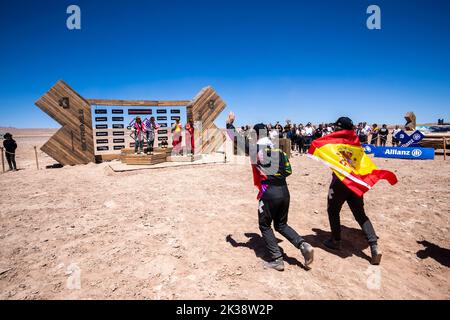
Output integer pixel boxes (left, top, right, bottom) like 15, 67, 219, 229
370, 244, 382, 265
264, 257, 284, 271
324, 238, 342, 250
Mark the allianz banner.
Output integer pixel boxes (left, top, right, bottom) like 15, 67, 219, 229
362, 144, 375, 154
374, 146, 435, 160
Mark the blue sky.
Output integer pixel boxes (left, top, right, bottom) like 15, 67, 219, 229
0, 0, 449, 128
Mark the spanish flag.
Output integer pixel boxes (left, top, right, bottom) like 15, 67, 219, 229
308, 130, 397, 197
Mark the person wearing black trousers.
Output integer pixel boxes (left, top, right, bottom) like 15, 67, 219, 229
3, 133, 17, 171
379, 124, 389, 147
251, 123, 314, 271
323, 117, 383, 265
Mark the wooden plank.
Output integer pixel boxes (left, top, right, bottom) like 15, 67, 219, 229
88, 99, 190, 106
95, 154, 120, 162
123, 159, 166, 165
200, 124, 226, 153
189, 86, 227, 154
121, 153, 167, 165
186, 106, 193, 122
279, 138, 291, 158
121, 147, 172, 155
420, 136, 450, 149
35, 80, 95, 165
0, 147, 5, 173
444, 137, 447, 160
119, 150, 168, 165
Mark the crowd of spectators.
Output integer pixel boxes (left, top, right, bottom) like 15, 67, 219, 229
227, 114, 403, 156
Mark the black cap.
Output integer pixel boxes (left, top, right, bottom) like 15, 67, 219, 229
3, 132, 12, 138
334, 117, 354, 130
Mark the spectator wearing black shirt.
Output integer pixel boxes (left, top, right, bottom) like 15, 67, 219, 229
3, 133, 17, 171
356, 123, 365, 143
314, 124, 324, 140
379, 124, 389, 147
288, 126, 297, 151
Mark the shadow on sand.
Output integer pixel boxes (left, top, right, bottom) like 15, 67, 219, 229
301, 226, 372, 263
416, 240, 450, 268
226, 233, 308, 270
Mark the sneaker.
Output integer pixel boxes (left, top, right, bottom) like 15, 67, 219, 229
370, 244, 382, 265
299, 242, 314, 268
134, 152, 138, 155
324, 238, 342, 250
264, 257, 284, 271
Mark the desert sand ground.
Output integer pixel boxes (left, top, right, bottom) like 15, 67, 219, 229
0, 128, 449, 300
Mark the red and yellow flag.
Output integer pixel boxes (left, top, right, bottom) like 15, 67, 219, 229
308, 130, 397, 197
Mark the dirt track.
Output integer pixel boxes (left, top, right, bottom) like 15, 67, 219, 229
0, 129, 449, 299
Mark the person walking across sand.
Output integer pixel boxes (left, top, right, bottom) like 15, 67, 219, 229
250, 123, 314, 271
321, 117, 383, 265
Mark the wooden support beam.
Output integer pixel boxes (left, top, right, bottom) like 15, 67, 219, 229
0, 147, 5, 173
34, 146, 40, 170
444, 137, 447, 160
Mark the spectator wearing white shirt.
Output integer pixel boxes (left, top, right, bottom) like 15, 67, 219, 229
392, 125, 401, 146
303, 122, 314, 153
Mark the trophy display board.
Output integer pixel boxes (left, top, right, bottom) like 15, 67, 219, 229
35, 80, 226, 165
91, 105, 187, 157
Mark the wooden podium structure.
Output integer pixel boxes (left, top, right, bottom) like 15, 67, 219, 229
35, 80, 226, 166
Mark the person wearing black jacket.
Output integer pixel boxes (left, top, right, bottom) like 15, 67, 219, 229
250, 123, 314, 271
323, 117, 382, 265
314, 124, 324, 140
3, 133, 17, 171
